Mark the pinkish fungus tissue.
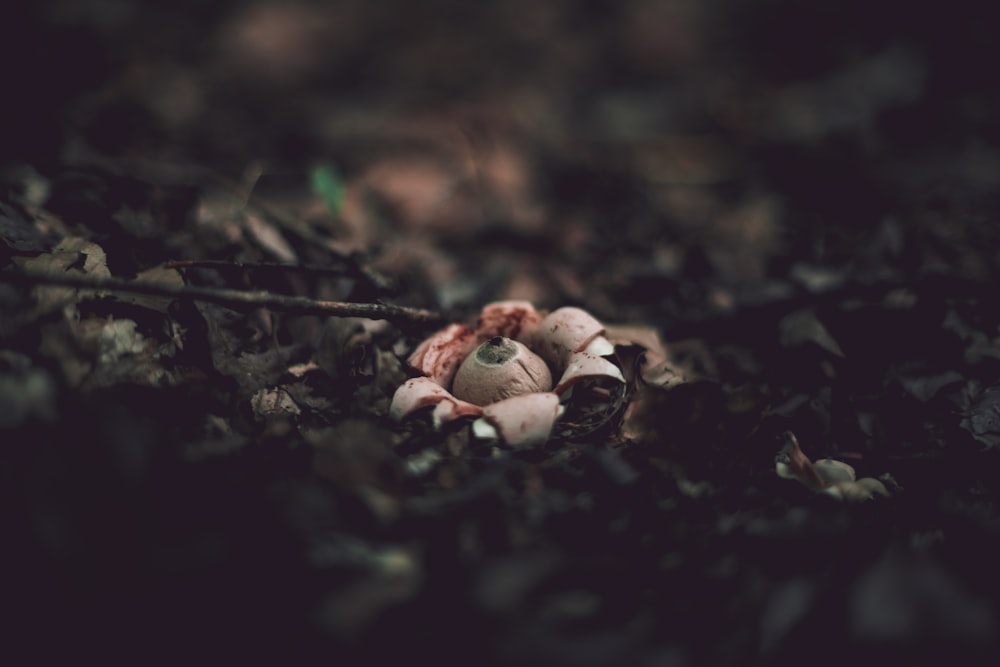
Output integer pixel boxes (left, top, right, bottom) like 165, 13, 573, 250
776, 431, 892, 503
389, 301, 627, 447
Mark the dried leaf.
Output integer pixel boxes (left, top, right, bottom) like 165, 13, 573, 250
779, 308, 845, 357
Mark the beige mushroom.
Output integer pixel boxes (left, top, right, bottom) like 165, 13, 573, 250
452, 336, 553, 406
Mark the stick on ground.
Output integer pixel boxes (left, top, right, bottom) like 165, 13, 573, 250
1, 268, 445, 328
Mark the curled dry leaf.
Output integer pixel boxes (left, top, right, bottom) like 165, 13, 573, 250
389, 301, 628, 447
776, 431, 890, 503
251, 387, 301, 419
17, 237, 111, 313
605, 323, 689, 388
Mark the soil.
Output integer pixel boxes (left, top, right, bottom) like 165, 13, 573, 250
4, 2, 1000, 665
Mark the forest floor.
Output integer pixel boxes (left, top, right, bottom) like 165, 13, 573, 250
4, 2, 1000, 665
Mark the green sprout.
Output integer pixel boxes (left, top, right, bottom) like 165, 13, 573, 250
310, 163, 346, 217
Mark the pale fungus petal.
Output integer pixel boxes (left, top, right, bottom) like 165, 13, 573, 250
553, 352, 626, 394
774, 431, 827, 491
813, 458, 857, 486
775, 461, 796, 480
584, 335, 615, 357
477, 392, 564, 448
389, 376, 482, 426
407, 323, 478, 387
431, 396, 483, 426
854, 477, 890, 497
532, 307, 607, 367
824, 477, 890, 502
474, 300, 543, 344
471, 418, 500, 440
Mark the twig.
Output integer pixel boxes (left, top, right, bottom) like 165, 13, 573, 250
1, 268, 446, 328
67, 155, 396, 293
164, 258, 397, 293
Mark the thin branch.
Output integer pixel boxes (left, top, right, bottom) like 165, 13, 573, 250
1, 268, 446, 328
165, 258, 397, 293
72, 156, 396, 292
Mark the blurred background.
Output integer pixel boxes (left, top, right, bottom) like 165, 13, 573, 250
6, 1, 999, 300
4, 2, 1000, 665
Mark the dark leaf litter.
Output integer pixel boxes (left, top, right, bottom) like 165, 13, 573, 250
5, 1, 1000, 665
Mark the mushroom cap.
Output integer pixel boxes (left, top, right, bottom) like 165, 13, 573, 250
407, 301, 544, 387
452, 336, 553, 406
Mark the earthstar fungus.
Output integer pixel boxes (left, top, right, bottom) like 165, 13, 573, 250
389, 301, 625, 447
776, 431, 890, 502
